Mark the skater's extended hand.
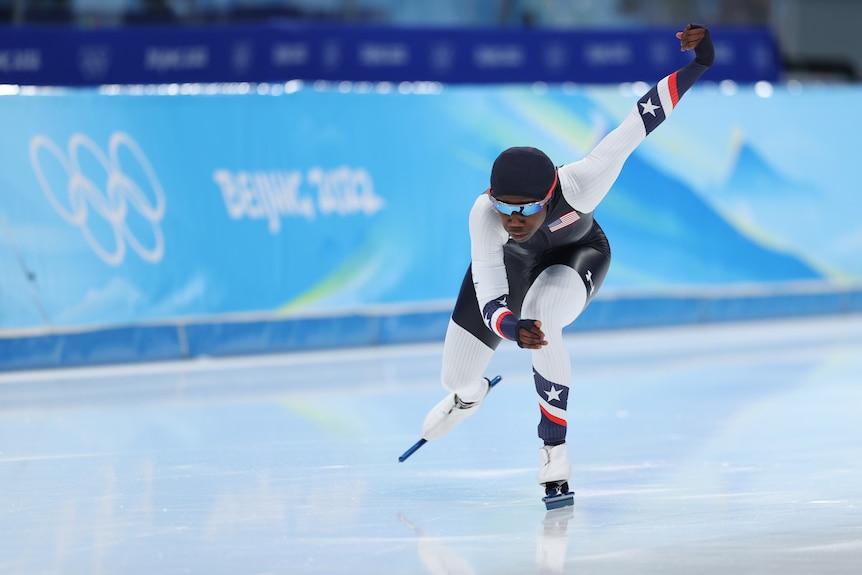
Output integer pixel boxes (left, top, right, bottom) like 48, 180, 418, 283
676, 24, 706, 51
676, 23, 714, 67
516, 319, 547, 349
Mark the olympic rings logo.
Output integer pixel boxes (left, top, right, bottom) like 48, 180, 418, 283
29, 132, 166, 266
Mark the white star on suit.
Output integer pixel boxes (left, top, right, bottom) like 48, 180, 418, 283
545, 385, 562, 402
640, 98, 659, 116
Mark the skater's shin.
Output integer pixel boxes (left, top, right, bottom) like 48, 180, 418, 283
440, 319, 495, 402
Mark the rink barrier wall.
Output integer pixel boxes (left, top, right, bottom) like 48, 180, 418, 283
3, 86, 862, 372
3, 286, 861, 371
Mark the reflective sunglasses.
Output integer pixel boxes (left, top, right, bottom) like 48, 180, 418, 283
487, 170, 558, 217
488, 193, 551, 217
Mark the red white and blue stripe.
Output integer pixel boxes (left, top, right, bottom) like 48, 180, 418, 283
482, 294, 519, 340
638, 60, 708, 135
535, 368, 568, 444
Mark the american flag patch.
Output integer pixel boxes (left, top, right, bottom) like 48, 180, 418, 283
548, 211, 580, 232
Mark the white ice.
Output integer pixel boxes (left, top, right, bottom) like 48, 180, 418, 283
1, 314, 862, 574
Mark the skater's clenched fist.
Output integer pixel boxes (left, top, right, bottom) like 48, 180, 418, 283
676, 23, 706, 51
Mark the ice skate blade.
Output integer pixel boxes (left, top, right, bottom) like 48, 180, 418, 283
542, 492, 574, 510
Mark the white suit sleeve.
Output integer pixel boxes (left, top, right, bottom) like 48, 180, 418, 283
468, 194, 520, 340
559, 54, 711, 213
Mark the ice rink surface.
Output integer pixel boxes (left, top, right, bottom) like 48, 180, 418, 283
2, 313, 862, 574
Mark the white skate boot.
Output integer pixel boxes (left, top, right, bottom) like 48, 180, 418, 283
421, 377, 492, 441
538, 443, 574, 509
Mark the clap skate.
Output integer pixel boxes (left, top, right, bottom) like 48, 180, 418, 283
421, 377, 492, 441
398, 376, 501, 462
542, 481, 574, 510
538, 443, 574, 510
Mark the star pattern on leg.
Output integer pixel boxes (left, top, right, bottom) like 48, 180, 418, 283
544, 385, 562, 402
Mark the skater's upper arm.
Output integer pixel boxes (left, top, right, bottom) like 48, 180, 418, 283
558, 106, 646, 214
469, 194, 508, 267
469, 195, 509, 309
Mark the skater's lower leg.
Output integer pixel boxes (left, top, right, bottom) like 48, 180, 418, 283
521, 266, 585, 491
422, 320, 495, 441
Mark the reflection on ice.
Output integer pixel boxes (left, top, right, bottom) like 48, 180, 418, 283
400, 507, 575, 575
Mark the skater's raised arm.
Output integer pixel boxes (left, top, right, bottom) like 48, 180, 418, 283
558, 24, 714, 214
467, 25, 713, 349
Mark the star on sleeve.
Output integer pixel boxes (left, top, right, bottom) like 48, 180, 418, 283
640, 98, 659, 116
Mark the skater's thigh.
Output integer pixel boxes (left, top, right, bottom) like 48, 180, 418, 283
522, 240, 610, 331
450, 265, 501, 350
522, 265, 588, 331
529, 241, 610, 311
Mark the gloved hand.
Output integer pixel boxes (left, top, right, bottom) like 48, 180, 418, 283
516, 319, 547, 349
677, 23, 714, 67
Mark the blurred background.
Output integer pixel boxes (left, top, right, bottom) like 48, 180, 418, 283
1, 0, 861, 370
0, 0, 858, 82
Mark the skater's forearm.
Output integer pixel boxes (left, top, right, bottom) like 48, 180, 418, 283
557, 25, 713, 213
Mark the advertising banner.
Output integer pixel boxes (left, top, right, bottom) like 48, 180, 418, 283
1, 84, 859, 337
0, 23, 780, 86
